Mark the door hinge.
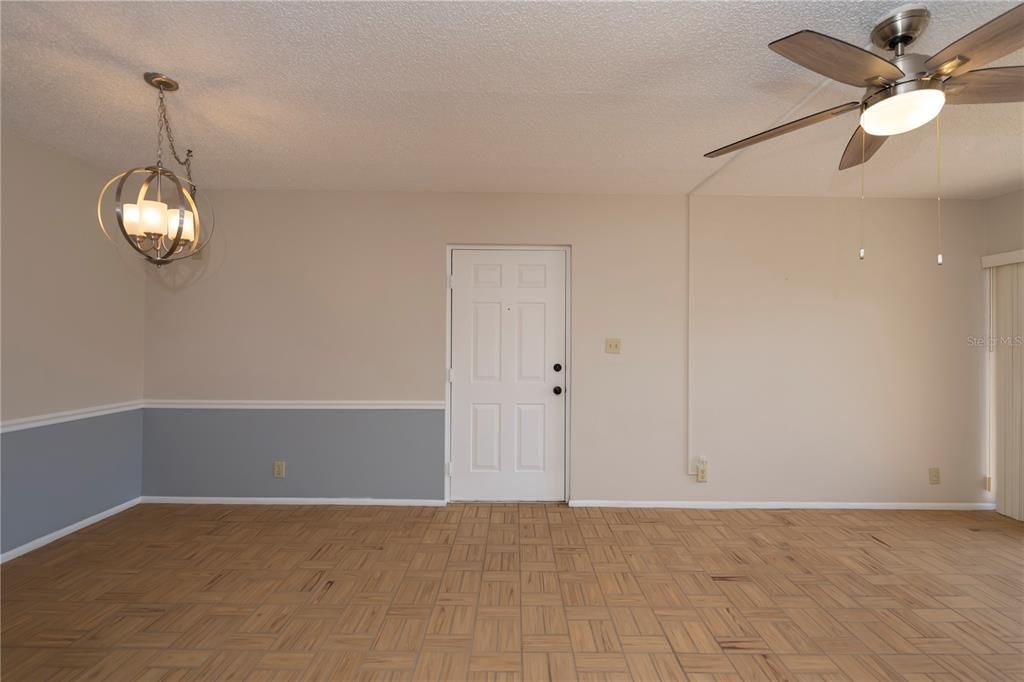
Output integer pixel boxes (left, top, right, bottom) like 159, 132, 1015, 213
445, 461, 452, 477
448, 368, 455, 383
447, 273, 455, 289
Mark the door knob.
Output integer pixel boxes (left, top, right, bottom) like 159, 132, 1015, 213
553, 363, 562, 372
553, 386, 563, 395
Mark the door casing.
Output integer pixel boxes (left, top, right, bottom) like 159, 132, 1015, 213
444, 244, 572, 503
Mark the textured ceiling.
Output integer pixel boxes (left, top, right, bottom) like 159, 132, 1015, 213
2, 1, 1021, 198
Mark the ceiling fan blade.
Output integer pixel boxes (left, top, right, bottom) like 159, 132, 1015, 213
838, 127, 888, 171
705, 101, 860, 158
769, 30, 904, 87
944, 66, 1024, 104
925, 4, 1024, 77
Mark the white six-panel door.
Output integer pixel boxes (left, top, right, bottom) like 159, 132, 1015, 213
450, 248, 566, 501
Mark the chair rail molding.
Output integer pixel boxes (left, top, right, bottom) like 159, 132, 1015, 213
144, 400, 445, 410
0, 401, 146, 433
1, 399, 445, 433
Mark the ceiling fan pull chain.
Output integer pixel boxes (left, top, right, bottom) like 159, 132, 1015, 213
935, 114, 943, 266
858, 130, 866, 261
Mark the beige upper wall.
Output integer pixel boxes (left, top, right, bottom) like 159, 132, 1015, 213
690, 195, 994, 504
981, 189, 1023, 255
144, 190, 689, 500
1, 136, 145, 420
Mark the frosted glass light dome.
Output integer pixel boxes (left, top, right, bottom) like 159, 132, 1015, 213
860, 88, 945, 136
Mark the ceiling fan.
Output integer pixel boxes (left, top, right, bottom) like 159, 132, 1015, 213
704, 3, 1024, 170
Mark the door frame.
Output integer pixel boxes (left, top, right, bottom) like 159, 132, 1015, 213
444, 244, 572, 503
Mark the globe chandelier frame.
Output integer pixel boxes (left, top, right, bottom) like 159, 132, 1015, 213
97, 72, 214, 266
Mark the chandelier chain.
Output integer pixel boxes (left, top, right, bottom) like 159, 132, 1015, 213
156, 88, 194, 186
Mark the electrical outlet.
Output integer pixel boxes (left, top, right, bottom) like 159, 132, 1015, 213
696, 458, 708, 483
605, 338, 621, 354
928, 467, 940, 485
273, 460, 286, 479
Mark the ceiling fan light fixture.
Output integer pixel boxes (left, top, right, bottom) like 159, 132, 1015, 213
706, 3, 1024, 164
859, 79, 945, 136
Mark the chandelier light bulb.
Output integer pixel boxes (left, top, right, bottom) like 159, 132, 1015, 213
859, 247, 865, 260
937, 253, 943, 266
139, 199, 169, 236
860, 88, 945, 137
167, 208, 195, 242
122, 203, 144, 237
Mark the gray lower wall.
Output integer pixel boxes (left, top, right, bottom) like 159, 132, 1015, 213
142, 409, 445, 500
1, 410, 143, 552
0, 407, 443, 554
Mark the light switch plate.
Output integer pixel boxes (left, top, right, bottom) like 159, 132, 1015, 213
605, 338, 621, 354
928, 467, 940, 485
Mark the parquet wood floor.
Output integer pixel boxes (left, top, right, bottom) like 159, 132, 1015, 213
2, 504, 1023, 681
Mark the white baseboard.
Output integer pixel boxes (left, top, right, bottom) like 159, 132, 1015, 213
141, 496, 447, 507
1, 496, 994, 564
1, 496, 142, 563
568, 500, 996, 510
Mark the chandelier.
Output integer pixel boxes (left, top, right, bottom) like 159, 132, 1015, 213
97, 73, 214, 265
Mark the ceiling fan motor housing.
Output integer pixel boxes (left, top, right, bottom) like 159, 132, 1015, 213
891, 53, 931, 80
861, 53, 944, 114
862, 75, 944, 111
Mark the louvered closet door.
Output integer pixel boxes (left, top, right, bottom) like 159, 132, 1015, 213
450, 249, 566, 501
994, 262, 1024, 520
